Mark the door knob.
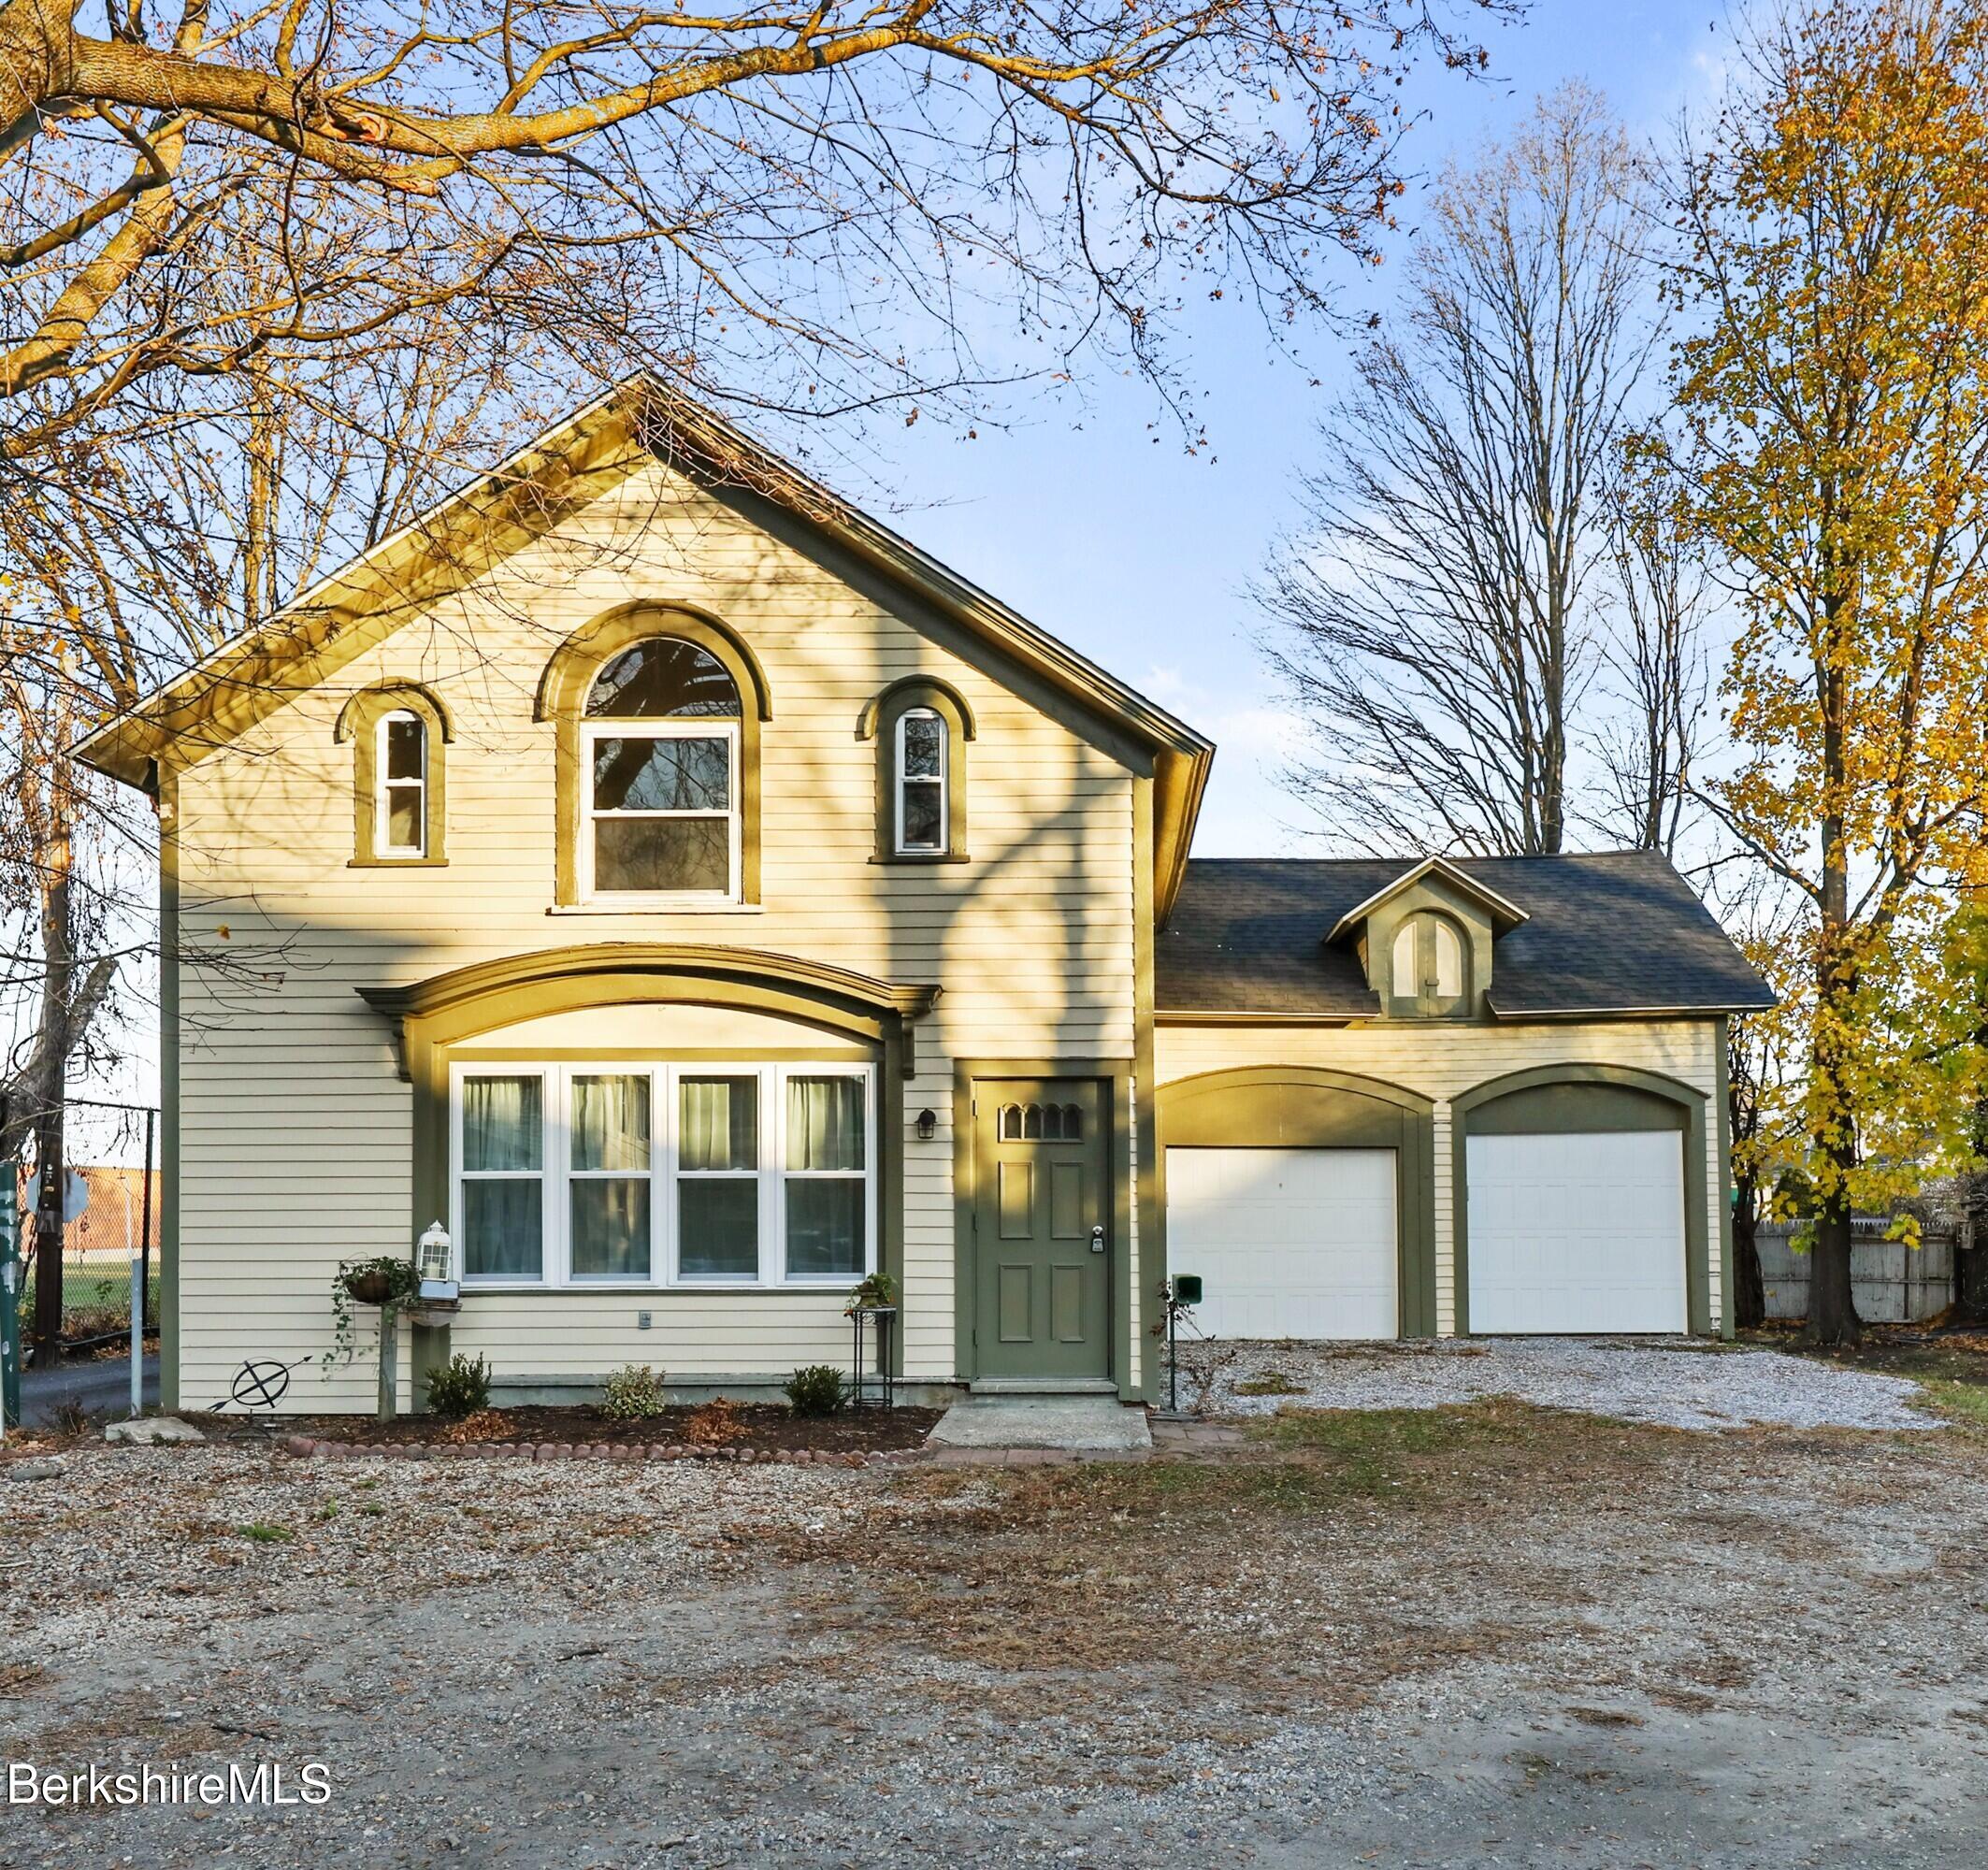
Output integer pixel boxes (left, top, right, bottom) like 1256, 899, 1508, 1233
1089, 1225, 1105, 1254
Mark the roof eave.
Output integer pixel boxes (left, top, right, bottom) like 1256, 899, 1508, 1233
1324, 855, 1531, 944
1483, 997, 1779, 1020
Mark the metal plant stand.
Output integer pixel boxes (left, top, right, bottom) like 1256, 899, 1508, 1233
847, 1305, 897, 1408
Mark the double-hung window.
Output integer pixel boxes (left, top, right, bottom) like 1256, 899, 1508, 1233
894, 707, 946, 854
376, 711, 427, 858
582, 638, 742, 903
452, 1062, 874, 1288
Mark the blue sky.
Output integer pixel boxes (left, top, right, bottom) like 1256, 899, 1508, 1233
875, 0, 1731, 856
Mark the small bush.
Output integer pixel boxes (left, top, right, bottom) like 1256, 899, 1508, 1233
602, 1363, 668, 1420
785, 1364, 846, 1418
425, 1352, 491, 1420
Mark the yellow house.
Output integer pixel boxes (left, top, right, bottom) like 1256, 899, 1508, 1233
78, 381, 1770, 1414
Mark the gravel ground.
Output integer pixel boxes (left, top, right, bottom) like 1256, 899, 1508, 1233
1, 1407, 1983, 1867
1170, 1335, 1943, 1430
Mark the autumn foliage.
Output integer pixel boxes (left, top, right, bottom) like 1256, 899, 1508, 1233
1671, 0, 1988, 1341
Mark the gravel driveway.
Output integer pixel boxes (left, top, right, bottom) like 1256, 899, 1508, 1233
2, 1400, 1983, 1868
1170, 1335, 1941, 1430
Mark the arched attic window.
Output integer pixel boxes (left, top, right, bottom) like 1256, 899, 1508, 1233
857, 677, 975, 862
1389, 912, 1469, 1016
334, 682, 452, 867
539, 606, 771, 907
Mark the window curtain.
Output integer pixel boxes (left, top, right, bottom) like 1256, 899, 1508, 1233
680, 1077, 756, 1171
464, 1075, 541, 1171
787, 1076, 863, 1172
570, 1074, 650, 1171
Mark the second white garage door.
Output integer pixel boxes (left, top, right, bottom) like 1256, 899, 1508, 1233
1466, 1129, 1688, 1333
1165, 1147, 1398, 1339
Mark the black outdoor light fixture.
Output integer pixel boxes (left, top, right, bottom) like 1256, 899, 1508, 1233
915, 1108, 937, 1142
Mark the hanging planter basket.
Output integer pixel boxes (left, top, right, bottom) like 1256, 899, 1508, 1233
342, 1267, 396, 1306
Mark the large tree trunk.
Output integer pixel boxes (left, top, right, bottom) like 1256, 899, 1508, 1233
1805, 1198, 1862, 1347
1805, 672, 1860, 1349
1733, 1190, 1766, 1331
1961, 1084, 1988, 1325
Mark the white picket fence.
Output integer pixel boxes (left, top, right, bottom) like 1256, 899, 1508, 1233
1753, 1219, 1955, 1324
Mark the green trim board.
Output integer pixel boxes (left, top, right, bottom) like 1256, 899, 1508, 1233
951, 1056, 1136, 1390
334, 681, 452, 867
535, 601, 772, 908
857, 675, 976, 863
1131, 775, 1161, 1401
1154, 1066, 1439, 1339
1449, 1063, 1711, 1337
1714, 1015, 1736, 1341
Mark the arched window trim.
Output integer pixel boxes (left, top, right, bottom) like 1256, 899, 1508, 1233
859, 676, 973, 864
1386, 909, 1472, 1017
539, 604, 769, 907
334, 681, 451, 867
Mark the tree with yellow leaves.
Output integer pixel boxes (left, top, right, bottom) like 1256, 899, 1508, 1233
1670, 0, 1988, 1345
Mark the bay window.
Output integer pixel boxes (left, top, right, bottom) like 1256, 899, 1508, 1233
451, 1061, 874, 1288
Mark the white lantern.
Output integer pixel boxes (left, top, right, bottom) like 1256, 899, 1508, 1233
416, 1219, 453, 1286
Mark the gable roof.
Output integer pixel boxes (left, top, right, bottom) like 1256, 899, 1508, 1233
73, 376, 1215, 916
1158, 850, 1774, 1021
1323, 854, 1530, 942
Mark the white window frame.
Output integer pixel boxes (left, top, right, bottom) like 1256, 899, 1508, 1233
450, 1060, 876, 1291
452, 1066, 550, 1287
579, 718, 742, 907
375, 710, 427, 859
893, 707, 947, 855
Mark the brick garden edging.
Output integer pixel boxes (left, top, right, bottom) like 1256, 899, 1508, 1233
279, 1435, 922, 1467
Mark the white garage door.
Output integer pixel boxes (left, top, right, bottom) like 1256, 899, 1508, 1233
1466, 1130, 1687, 1333
1166, 1147, 1398, 1339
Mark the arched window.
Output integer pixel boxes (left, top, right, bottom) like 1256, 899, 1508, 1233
895, 707, 946, 854
539, 605, 771, 908
1389, 913, 1470, 1015
335, 682, 451, 866
582, 638, 742, 900
859, 677, 975, 861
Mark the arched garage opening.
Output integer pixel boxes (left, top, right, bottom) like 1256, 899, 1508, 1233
1453, 1065, 1711, 1337
1157, 1067, 1437, 1340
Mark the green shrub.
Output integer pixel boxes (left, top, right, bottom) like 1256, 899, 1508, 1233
602, 1363, 669, 1419
785, 1364, 845, 1418
425, 1352, 491, 1420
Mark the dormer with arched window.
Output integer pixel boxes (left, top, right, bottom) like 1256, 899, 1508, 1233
1325, 855, 1527, 1020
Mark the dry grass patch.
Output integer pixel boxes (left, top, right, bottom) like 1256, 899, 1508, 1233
760, 1402, 1686, 1710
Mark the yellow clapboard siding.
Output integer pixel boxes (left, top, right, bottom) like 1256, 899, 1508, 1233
172, 452, 1136, 1410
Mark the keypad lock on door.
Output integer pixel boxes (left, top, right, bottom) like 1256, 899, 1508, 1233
1089, 1225, 1105, 1254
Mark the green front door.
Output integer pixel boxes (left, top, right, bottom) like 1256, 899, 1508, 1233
973, 1078, 1110, 1380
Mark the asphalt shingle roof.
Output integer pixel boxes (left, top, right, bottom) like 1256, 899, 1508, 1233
1156, 850, 1774, 1019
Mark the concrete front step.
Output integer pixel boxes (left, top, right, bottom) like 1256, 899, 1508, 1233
929, 1395, 1153, 1452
